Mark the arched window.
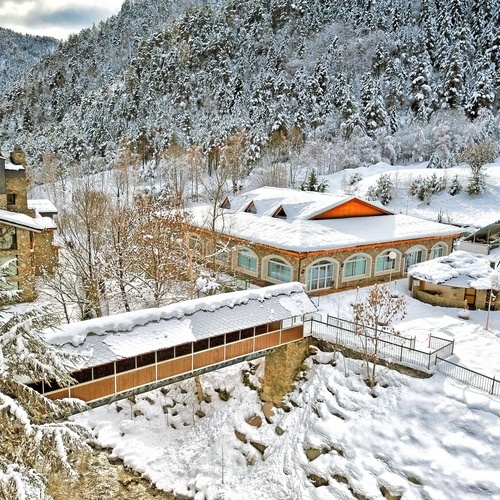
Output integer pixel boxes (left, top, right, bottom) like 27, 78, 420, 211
267, 257, 292, 282
307, 260, 335, 291
430, 243, 446, 260
237, 248, 258, 273
343, 254, 368, 278
376, 250, 399, 273
405, 246, 426, 270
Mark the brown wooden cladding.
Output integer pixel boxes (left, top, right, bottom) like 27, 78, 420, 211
116, 366, 156, 393
157, 356, 192, 380
193, 346, 224, 369
70, 377, 115, 402
255, 331, 280, 351
281, 325, 303, 343
226, 338, 253, 360
44, 320, 305, 403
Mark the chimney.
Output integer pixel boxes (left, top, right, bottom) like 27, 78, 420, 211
10, 145, 27, 166
0, 153, 5, 194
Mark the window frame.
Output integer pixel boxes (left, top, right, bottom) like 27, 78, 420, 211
343, 254, 370, 280
430, 243, 446, 260
266, 256, 292, 283
405, 246, 427, 271
375, 250, 400, 275
236, 248, 258, 275
306, 259, 336, 291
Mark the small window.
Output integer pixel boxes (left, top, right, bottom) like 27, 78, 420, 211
255, 324, 268, 335
72, 368, 93, 384
220, 197, 231, 209
430, 244, 445, 260
273, 206, 287, 219
175, 343, 192, 357
189, 235, 201, 250
157, 347, 175, 362
209, 334, 225, 348
137, 352, 156, 367
93, 363, 114, 379
6, 194, 15, 205
0, 228, 16, 251
226, 331, 240, 343
240, 327, 254, 339
267, 257, 292, 282
215, 243, 228, 263
343, 255, 368, 278
237, 248, 258, 273
376, 251, 397, 273
193, 338, 209, 352
116, 357, 136, 373
245, 201, 257, 213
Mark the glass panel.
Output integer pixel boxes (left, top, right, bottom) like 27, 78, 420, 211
72, 368, 93, 383
344, 256, 366, 278
157, 347, 174, 361
137, 352, 156, 367
93, 363, 114, 379
226, 331, 240, 343
209, 334, 225, 348
238, 250, 257, 272
116, 358, 135, 373
268, 258, 291, 282
175, 343, 192, 357
193, 338, 209, 353
307, 261, 334, 290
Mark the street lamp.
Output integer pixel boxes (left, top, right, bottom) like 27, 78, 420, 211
485, 271, 499, 330
388, 251, 397, 293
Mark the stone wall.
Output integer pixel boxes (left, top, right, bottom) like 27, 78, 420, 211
261, 337, 311, 406
197, 230, 456, 292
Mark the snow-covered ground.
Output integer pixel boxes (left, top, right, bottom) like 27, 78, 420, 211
71, 158, 500, 499
75, 281, 500, 500
321, 159, 500, 229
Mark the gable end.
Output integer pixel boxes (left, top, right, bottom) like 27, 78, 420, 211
310, 198, 392, 220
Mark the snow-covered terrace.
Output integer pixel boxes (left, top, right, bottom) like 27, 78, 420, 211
408, 250, 500, 290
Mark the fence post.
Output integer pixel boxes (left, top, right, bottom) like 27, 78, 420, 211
491, 376, 496, 396
451, 339, 455, 355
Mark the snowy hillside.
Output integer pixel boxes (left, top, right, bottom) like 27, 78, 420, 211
321, 158, 500, 229
75, 278, 500, 499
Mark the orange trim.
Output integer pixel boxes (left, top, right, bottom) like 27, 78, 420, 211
185, 223, 463, 259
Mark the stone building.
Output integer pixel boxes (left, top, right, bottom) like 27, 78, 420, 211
186, 187, 464, 294
0, 146, 58, 299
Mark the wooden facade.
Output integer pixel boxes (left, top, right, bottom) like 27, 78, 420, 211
37, 319, 305, 404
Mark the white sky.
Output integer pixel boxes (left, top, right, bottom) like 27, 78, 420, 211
0, 0, 124, 40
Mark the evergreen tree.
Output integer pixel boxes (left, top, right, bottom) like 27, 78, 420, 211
0, 272, 90, 497
442, 47, 465, 109
300, 169, 328, 192
448, 174, 462, 195
366, 173, 394, 206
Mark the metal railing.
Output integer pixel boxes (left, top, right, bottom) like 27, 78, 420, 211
326, 315, 416, 349
309, 318, 453, 371
436, 357, 500, 397
309, 318, 498, 398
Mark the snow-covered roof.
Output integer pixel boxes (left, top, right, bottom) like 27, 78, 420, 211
190, 188, 463, 253
28, 198, 58, 215
408, 251, 500, 290
227, 186, 357, 220
0, 209, 44, 231
0, 150, 24, 170
44, 283, 317, 368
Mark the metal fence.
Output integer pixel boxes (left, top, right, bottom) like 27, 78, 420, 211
436, 357, 500, 397
308, 318, 499, 398
309, 318, 454, 371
